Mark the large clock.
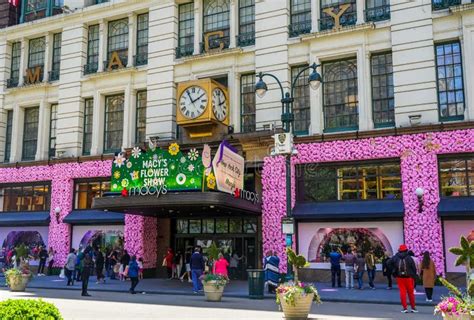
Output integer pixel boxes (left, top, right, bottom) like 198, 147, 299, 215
212, 88, 227, 122
179, 85, 208, 119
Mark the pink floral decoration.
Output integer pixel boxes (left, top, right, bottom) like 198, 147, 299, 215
124, 214, 158, 268
262, 129, 474, 274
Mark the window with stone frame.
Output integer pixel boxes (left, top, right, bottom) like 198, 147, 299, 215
49, 104, 58, 158
73, 179, 111, 209
27, 37, 45, 82
3, 110, 13, 163
240, 74, 256, 133
365, 0, 390, 22
136, 91, 147, 146
85, 24, 99, 74
8, 42, 21, 87
25, 0, 47, 13
238, 0, 255, 46
107, 18, 129, 68
439, 155, 474, 197
136, 13, 148, 66
320, 0, 357, 31
83, 98, 94, 155
0, 182, 50, 212
104, 94, 124, 154
435, 41, 465, 121
22, 107, 40, 161
291, 65, 311, 135
371, 52, 394, 127
50, 33, 61, 81
289, 0, 312, 37
203, 0, 230, 51
322, 58, 358, 132
177, 2, 195, 58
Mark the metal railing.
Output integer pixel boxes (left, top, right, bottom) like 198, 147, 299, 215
432, 0, 461, 10
365, 4, 390, 22
49, 70, 60, 82
237, 32, 255, 47
83, 62, 98, 75
134, 52, 148, 66
319, 11, 356, 31
288, 20, 312, 37
200, 35, 230, 54
6, 78, 19, 88
175, 43, 194, 59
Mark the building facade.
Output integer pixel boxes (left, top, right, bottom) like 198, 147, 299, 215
0, 0, 472, 276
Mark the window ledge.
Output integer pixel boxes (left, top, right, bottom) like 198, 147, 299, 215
300, 23, 375, 41
175, 47, 244, 63
81, 66, 142, 80
450, 2, 474, 13
5, 81, 55, 92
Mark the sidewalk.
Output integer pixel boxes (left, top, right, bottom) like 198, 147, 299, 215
0, 275, 450, 306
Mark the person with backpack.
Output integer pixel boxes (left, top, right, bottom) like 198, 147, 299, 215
389, 244, 418, 313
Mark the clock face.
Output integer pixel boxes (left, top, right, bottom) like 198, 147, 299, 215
179, 86, 208, 119
212, 88, 227, 122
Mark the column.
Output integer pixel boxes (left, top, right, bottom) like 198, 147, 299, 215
193, 0, 202, 55
90, 91, 104, 155
98, 20, 106, 72
229, 0, 237, 48
357, 45, 372, 131
122, 83, 134, 149
124, 215, 158, 269
311, 1, 319, 33
35, 101, 50, 160
43, 33, 52, 82
356, 0, 365, 25
18, 38, 27, 86
10, 104, 23, 162
127, 13, 136, 67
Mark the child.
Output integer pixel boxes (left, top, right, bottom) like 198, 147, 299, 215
138, 257, 144, 280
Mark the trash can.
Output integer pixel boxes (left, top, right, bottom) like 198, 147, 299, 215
247, 269, 264, 299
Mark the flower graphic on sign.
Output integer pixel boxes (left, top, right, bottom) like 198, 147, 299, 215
188, 148, 199, 161
180, 157, 186, 164
112, 183, 118, 190
152, 178, 160, 186
113, 171, 121, 179
131, 147, 142, 159
126, 161, 132, 169
206, 172, 216, 190
121, 179, 129, 188
168, 143, 180, 156
176, 173, 186, 185
132, 171, 139, 180
114, 154, 125, 168
187, 164, 195, 172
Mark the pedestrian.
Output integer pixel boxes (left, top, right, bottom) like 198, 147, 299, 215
95, 247, 105, 284
382, 251, 393, 290
342, 248, 356, 289
128, 255, 140, 294
180, 248, 192, 283
138, 257, 144, 280
65, 248, 76, 286
419, 251, 436, 302
37, 246, 48, 276
164, 248, 174, 279
108, 249, 119, 280
264, 251, 280, 294
47, 247, 55, 276
365, 249, 376, 290
389, 244, 418, 313
329, 246, 342, 288
229, 252, 243, 280
355, 252, 365, 290
120, 250, 130, 281
408, 250, 419, 293
81, 247, 94, 297
190, 247, 205, 293
75, 249, 84, 282
104, 247, 111, 278
213, 253, 229, 278
173, 251, 183, 279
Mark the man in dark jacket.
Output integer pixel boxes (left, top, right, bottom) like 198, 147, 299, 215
81, 247, 94, 297
389, 244, 418, 313
94, 248, 105, 284
190, 247, 205, 293
37, 246, 48, 276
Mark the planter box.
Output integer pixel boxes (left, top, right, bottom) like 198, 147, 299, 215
7, 274, 30, 292
442, 313, 471, 320
279, 292, 314, 320
202, 280, 225, 302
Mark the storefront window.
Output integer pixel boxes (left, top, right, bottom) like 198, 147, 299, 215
177, 219, 189, 233
0, 183, 50, 212
216, 218, 228, 233
189, 219, 202, 234
74, 179, 110, 209
439, 156, 474, 197
176, 218, 257, 234
243, 219, 257, 233
297, 161, 401, 201
202, 219, 215, 233
229, 218, 242, 233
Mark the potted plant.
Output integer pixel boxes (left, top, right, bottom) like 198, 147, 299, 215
434, 236, 473, 319
276, 248, 321, 320
5, 267, 32, 292
201, 273, 227, 302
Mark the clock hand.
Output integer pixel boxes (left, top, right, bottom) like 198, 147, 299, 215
192, 93, 206, 104
186, 90, 198, 110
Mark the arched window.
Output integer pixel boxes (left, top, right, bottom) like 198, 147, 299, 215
107, 18, 129, 66
203, 0, 230, 50
322, 58, 359, 132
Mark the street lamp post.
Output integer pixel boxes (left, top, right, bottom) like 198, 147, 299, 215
255, 63, 322, 280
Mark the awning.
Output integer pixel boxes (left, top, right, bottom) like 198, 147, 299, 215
63, 210, 125, 225
438, 197, 474, 218
293, 200, 404, 221
0, 211, 50, 227
92, 192, 261, 216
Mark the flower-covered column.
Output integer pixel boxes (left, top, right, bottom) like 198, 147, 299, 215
124, 214, 158, 268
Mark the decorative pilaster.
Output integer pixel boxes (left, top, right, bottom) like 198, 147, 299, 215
127, 14, 136, 68
193, 0, 202, 55
98, 20, 106, 72
124, 215, 158, 268
356, 0, 365, 25
229, 0, 237, 48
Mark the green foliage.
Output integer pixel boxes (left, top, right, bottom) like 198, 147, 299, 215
468, 279, 474, 297
449, 236, 474, 269
286, 247, 309, 269
276, 282, 321, 307
201, 273, 227, 289
0, 299, 63, 320
438, 277, 463, 299
207, 242, 220, 262
15, 244, 29, 262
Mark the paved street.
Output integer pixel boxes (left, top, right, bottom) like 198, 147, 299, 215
0, 287, 440, 320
